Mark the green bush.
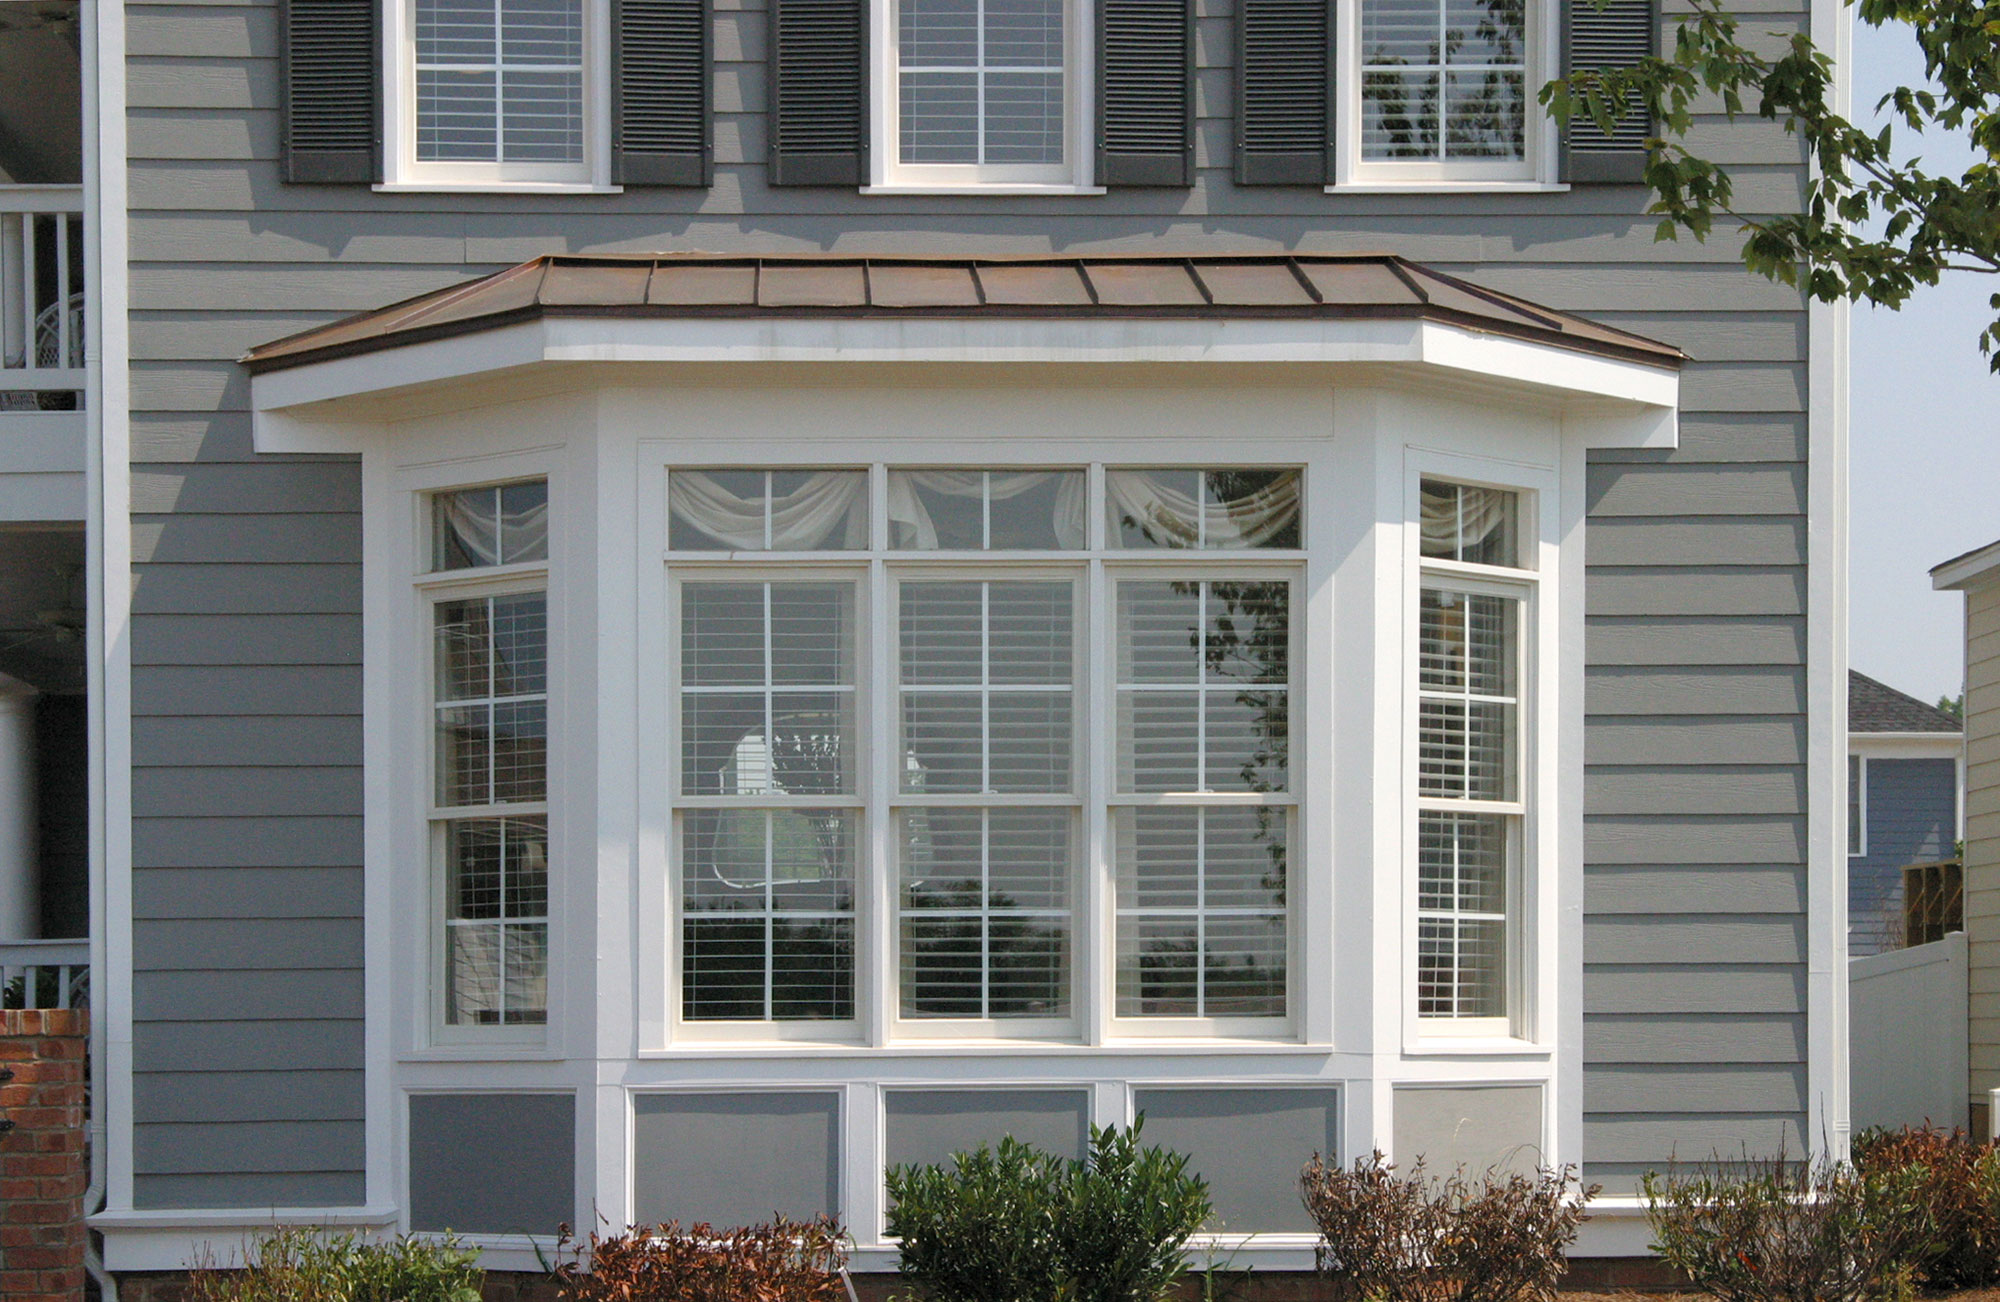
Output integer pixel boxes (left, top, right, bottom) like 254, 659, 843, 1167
885, 1118, 1212, 1302
1852, 1124, 2000, 1289
187, 1226, 484, 1302
1642, 1152, 1927, 1302
1300, 1151, 1594, 1302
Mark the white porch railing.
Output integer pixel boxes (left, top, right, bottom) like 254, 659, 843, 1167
0, 186, 86, 403
0, 939, 89, 1010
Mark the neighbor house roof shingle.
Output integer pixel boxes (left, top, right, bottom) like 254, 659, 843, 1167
1850, 669, 1962, 734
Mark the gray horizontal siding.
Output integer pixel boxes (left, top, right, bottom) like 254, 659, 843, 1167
122, 0, 1813, 1206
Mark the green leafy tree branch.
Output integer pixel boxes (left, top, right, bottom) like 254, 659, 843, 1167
1541, 0, 2000, 367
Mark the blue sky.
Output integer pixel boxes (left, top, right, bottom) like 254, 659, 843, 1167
1847, 17, 1997, 705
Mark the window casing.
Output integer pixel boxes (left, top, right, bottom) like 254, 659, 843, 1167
1345, 0, 1540, 184
877, 0, 1084, 187
426, 480, 553, 1040
664, 465, 1300, 1040
1413, 478, 1530, 1036
390, 0, 606, 187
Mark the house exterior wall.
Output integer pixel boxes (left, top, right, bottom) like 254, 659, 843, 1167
1851, 756, 1959, 955
116, 0, 1820, 1217
1965, 577, 2000, 1109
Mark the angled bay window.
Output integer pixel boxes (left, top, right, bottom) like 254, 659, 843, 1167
1414, 478, 1526, 1030
429, 481, 551, 1031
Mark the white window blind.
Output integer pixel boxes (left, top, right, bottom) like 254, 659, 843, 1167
897, 0, 1066, 166
415, 0, 586, 164
1359, 0, 1527, 163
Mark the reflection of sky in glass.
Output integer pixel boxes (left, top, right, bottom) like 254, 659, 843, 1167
1359, 0, 1525, 162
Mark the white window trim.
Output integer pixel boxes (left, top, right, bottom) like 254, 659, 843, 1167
1401, 457, 1557, 1052
1329, 0, 1558, 190
870, 0, 1095, 189
381, 0, 613, 190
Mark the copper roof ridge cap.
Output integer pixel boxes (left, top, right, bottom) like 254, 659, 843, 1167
239, 257, 555, 362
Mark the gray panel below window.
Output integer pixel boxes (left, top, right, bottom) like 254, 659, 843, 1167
408, 1093, 575, 1235
1130, 1087, 1338, 1232
883, 1088, 1090, 1169
633, 1091, 841, 1227
1391, 1084, 1544, 1178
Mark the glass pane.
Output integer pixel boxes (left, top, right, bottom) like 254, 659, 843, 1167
985, 73, 1064, 164
1118, 689, 1200, 791
682, 692, 766, 796
902, 72, 980, 163
772, 586, 854, 683
502, 0, 583, 62
892, 472, 986, 549
1418, 812, 1507, 915
1204, 805, 1287, 910
1445, 71, 1523, 159
490, 699, 548, 801
988, 691, 1071, 792
1203, 915, 1286, 1016
902, 692, 985, 794
987, 918, 1067, 1016
1419, 589, 1515, 694
987, 807, 1071, 910
985, 0, 1063, 64
1114, 807, 1287, 1019
1203, 470, 1302, 549
668, 469, 868, 551
418, 0, 496, 63
901, 913, 985, 1015
1443, 0, 1523, 63
901, 0, 978, 64
447, 923, 502, 1023
1418, 917, 1505, 1018
988, 582, 1072, 684
503, 923, 549, 1023
433, 487, 499, 570
902, 805, 985, 904
989, 472, 1084, 549
1206, 581, 1290, 684
683, 583, 767, 686
446, 820, 506, 920
490, 593, 548, 695
1419, 479, 1519, 566
1113, 806, 1199, 909
1206, 691, 1287, 794
418, 69, 499, 161
1361, 69, 1438, 159
443, 816, 548, 1027
1116, 916, 1197, 1016
770, 917, 856, 1019
898, 808, 1071, 1019
901, 582, 985, 684
1418, 812, 1509, 1019
503, 70, 585, 162
497, 479, 550, 563
1417, 698, 1513, 801
1118, 582, 1201, 683
769, 693, 854, 796
1109, 468, 1201, 549
1361, 0, 1435, 64
435, 598, 493, 701
436, 704, 491, 807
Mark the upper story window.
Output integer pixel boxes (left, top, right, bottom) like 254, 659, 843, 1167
885, 0, 1075, 185
394, 0, 599, 186
1354, 0, 1533, 182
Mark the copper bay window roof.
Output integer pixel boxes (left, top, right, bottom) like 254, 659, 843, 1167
239, 252, 1685, 374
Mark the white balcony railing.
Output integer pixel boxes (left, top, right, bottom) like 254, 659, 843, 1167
0, 939, 89, 1010
0, 186, 86, 403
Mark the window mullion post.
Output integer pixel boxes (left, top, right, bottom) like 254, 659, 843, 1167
867, 556, 894, 1045
1081, 556, 1107, 1045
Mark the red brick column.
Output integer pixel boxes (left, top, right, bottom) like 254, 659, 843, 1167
1, 1009, 88, 1302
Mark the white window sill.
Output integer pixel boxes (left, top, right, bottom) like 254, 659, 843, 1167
861, 183, 1109, 196
373, 182, 624, 195
1328, 182, 1569, 194
1403, 1036, 1553, 1056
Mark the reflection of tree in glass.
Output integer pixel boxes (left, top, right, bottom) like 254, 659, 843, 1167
902, 883, 1067, 1017
1180, 577, 1289, 904
1132, 933, 1286, 1016
681, 911, 854, 1020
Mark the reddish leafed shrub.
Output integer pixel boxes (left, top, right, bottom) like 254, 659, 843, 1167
553, 1218, 851, 1302
1852, 1124, 2000, 1289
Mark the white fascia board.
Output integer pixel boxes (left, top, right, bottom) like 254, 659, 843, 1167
95, 1206, 402, 1271
248, 315, 1680, 451
1932, 538, 2000, 591
1848, 732, 1962, 759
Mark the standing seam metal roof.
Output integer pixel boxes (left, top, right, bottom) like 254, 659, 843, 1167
239, 252, 1686, 373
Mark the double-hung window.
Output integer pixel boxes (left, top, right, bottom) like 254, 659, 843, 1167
666, 465, 1299, 1039
398, 0, 598, 185
1414, 478, 1528, 1032
428, 480, 553, 1034
883, 0, 1076, 185
1352, 0, 1535, 182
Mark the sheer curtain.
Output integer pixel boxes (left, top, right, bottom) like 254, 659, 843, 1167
887, 470, 1088, 549
1107, 470, 1301, 548
436, 485, 550, 567
670, 470, 869, 549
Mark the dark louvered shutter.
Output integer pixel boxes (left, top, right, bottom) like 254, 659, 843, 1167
281, 0, 379, 183
1562, 0, 1654, 183
614, 0, 712, 184
1235, 0, 1329, 184
1097, 0, 1194, 186
768, 0, 867, 185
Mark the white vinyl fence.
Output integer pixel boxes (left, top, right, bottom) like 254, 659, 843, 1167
1850, 932, 1968, 1133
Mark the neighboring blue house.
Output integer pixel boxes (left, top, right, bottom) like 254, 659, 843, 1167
1850, 671, 1963, 955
